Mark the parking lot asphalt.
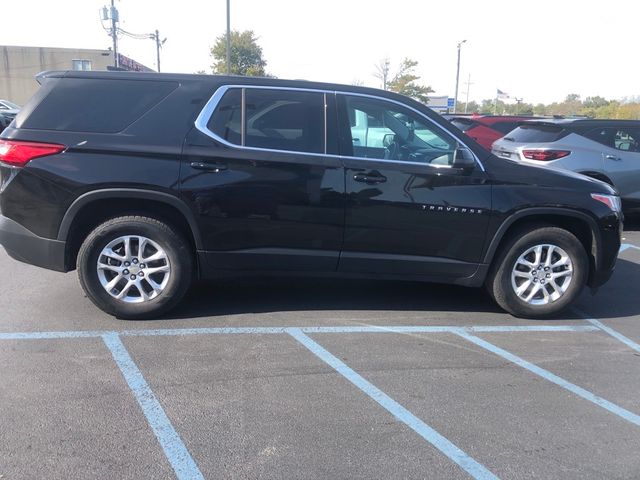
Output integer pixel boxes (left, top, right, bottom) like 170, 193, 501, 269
1, 221, 639, 479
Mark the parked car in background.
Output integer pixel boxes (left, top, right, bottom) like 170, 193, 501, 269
0, 71, 621, 320
492, 119, 640, 213
449, 115, 535, 150
0, 99, 20, 133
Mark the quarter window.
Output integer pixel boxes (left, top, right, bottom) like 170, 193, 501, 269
207, 88, 242, 145
339, 95, 458, 165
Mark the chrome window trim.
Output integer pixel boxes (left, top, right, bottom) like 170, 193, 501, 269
194, 84, 485, 172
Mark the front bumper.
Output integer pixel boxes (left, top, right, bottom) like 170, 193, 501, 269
0, 215, 67, 272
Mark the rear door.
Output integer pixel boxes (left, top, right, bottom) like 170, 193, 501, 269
181, 86, 344, 272
336, 93, 491, 278
588, 126, 640, 201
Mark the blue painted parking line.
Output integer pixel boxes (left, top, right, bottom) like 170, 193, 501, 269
620, 243, 640, 253
0, 324, 599, 340
573, 308, 640, 353
456, 331, 640, 427
288, 328, 499, 480
102, 333, 204, 480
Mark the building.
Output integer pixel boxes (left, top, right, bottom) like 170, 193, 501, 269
0, 45, 153, 105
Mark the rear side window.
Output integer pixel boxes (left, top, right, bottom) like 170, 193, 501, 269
19, 78, 177, 133
206, 88, 325, 154
245, 89, 324, 153
504, 124, 567, 142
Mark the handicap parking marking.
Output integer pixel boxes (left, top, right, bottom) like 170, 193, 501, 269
102, 333, 205, 480
288, 328, 499, 480
456, 331, 640, 427
572, 308, 640, 354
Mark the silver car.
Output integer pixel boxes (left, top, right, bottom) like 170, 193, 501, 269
492, 119, 640, 211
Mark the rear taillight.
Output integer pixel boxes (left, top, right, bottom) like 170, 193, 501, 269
0, 140, 65, 167
522, 149, 571, 161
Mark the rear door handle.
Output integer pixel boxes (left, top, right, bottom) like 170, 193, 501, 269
353, 172, 387, 184
190, 162, 227, 172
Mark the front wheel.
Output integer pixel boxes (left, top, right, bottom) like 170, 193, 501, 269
77, 216, 193, 319
487, 226, 588, 318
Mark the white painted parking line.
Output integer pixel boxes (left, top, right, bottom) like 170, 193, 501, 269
288, 328, 499, 480
103, 333, 204, 480
456, 331, 640, 427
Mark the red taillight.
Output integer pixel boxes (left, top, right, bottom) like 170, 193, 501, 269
0, 140, 65, 167
522, 149, 571, 161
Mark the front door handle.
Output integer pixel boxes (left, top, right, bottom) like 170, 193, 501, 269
353, 172, 387, 184
605, 154, 621, 161
190, 161, 228, 172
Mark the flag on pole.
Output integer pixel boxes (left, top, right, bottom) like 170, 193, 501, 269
497, 89, 510, 100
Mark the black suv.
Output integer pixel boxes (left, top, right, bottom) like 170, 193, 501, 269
0, 71, 622, 319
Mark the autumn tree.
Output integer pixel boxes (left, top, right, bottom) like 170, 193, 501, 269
374, 58, 433, 104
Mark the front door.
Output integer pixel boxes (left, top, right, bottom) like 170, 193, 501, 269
181, 86, 344, 272
336, 93, 492, 278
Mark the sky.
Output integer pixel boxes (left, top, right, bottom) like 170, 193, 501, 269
2, 0, 639, 105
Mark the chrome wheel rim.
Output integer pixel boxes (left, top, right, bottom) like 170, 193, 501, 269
97, 235, 171, 303
511, 244, 573, 306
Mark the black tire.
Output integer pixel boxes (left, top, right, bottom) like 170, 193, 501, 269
486, 225, 588, 318
77, 215, 193, 319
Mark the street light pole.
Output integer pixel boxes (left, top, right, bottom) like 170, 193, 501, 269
226, 0, 231, 74
155, 29, 161, 72
453, 39, 466, 114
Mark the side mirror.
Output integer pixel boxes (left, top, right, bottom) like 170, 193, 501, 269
382, 133, 395, 148
452, 146, 476, 170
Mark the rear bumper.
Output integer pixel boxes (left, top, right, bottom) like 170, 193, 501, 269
0, 215, 67, 272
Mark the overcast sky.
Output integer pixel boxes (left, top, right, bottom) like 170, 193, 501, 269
2, 1, 638, 104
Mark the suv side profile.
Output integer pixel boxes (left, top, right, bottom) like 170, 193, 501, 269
492, 119, 640, 212
0, 71, 622, 319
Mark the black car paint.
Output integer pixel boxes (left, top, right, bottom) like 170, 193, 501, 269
0, 71, 621, 291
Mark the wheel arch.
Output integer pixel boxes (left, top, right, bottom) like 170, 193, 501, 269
484, 208, 601, 285
59, 189, 202, 271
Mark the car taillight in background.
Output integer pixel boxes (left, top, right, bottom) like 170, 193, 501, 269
0, 140, 65, 167
522, 149, 571, 161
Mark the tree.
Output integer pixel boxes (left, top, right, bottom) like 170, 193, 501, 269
386, 58, 434, 104
211, 30, 267, 76
373, 58, 391, 90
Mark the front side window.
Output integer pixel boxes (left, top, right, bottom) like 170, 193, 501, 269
613, 128, 640, 152
340, 95, 457, 165
206, 88, 325, 154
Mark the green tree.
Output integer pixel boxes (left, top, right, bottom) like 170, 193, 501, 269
211, 30, 267, 76
387, 58, 434, 104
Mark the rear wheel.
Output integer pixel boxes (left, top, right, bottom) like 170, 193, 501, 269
487, 226, 588, 318
77, 216, 193, 319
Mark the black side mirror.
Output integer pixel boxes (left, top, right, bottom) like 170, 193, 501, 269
452, 146, 476, 170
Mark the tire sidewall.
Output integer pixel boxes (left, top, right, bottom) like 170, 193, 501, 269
494, 228, 588, 318
78, 218, 192, 319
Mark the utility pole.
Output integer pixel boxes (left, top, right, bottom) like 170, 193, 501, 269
463, 74, 473, 113
151, 29, 166, 72
453, 40, 466, 114
110, 0, 119, 68
226, 0, 231, 74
